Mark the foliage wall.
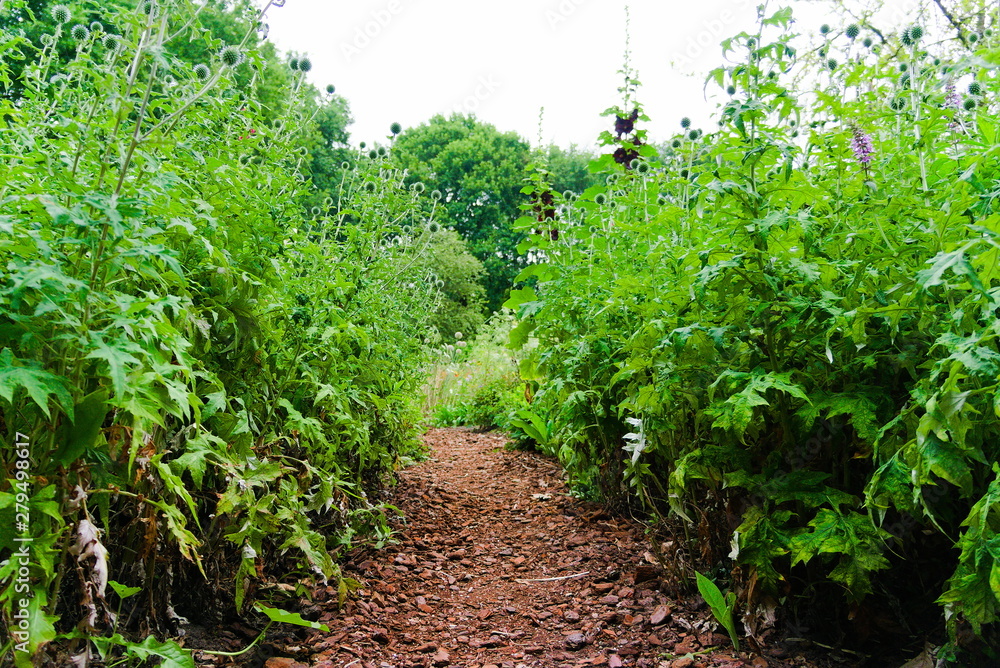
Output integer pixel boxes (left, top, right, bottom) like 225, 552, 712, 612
509, 5, 1000, 660
0, 0, 445, 663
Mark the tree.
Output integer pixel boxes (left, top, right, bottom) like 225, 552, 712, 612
545, 143, 604, 194
392, 114, 530, 312
424, 229, 487, 339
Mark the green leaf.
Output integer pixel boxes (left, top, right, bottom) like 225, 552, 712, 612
53, 389, 109, 466
130, 636, 197, 668
0, 349, 73, 419
108, 580, 143, 599
255, 603, 330, 631
85, 335, 141, 399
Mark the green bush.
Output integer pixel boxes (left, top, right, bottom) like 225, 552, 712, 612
508, 7, 1000, 657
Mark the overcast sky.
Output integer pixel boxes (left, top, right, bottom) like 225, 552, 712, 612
263, 0, 920, 149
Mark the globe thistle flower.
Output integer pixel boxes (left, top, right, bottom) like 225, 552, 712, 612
900, 73, 911, 88
680, 117, 691, 129
193, 63, 211, 80
635, 161, 651, 175
969, 32, 980, 44
908, 25, 924, 41
819, 24, 831, 35
863, 37, 874, 48
850, 126, 875, 166
726, 85, 736, 95
289, 58, 299, 70
103, 34, 120, 51
671, 139, 682, 149
899, 62, 908, 72
71, 24, 89, 41
298, 57, 312, 72
340, 161, 350, 169
427, 221, 441, 233
454, 332, 463, 340
964, 97, 977, 111
89, 21, 103, 33
219, 46, 243, 68
390, 121, 402, 135
827, 58, 838, 71
363, 181, 377, 192
377, 146, 388, 158
680, 168, 690, 178
594, 193, 607, 205
431, 189, 442, 200
140, 0, 155, 15
969, 81, 983, 96
51, 4, 71, 23
359, 141, 367, 149
687, 129, 699, 141
411, 182, 425, 193
890, 95, 906, 111
326, 84, 336, 94
846, 24, 860, 40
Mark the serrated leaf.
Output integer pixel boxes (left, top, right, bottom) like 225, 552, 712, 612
0, 349, 73, 419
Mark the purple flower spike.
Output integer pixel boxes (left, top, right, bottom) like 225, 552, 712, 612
851, 127, 875, 166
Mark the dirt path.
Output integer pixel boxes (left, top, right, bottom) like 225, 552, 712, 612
207, 429, 842, 668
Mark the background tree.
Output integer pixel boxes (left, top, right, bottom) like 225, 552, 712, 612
392, 114, 530, 312
545, 143, 604, 194
423, 229, 488, 339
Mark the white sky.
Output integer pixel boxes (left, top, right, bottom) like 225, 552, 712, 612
263, 0, 922, 149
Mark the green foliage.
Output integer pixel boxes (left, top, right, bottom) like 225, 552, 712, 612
392, 114, 531, 312
0, 1, 440, 663
424, 229, 488, 340
695, 571, 739, 651
508, 5, 1000, 651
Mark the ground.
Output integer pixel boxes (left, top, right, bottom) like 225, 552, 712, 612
189, 428, 873, 668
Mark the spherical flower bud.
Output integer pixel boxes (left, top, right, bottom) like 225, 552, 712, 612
680, 168, 690, 178
298, 57, 312, 72
899, 62, 908, 72
818, 47, 827, 58
969, 32, 980, 44
390, 121, 402, 135
454, 332, 463, 339
435, 279, 445, 289
193, 63, 210, 80
367, 149, 377, 159
90, 21, 103, 33
688, 129, 699, 141
563, 190, 574, 200
359, 141, 367, 149
220, 46, 243, 68
103, 34, 119, 50
629, 159, 640, 170
71, 24, 89, 41
726, 85, 736, 95
680, 117, 691, 129
791, 130, 799, 138
819, 24, 830, 35
900, 73, 911, 88
889, 96, 906, 111
364, 181, 377, 192
846, 24, 860, 39
326, 84, 336, 94
863, 37, 873, 48
594, 193, 607, 205
636, 161, 650, 174
51, 4, 71, 23
746, 37, 756, 48
908, 25, 923, 41
377, 146, 388, 157
289, 58, 299, 70
431, 189, 442, 200
428, 221, 441, 233
340, 161, 350, 169
964, 97, 977, 110
969, 81, 983, 96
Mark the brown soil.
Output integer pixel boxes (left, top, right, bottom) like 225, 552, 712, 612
192, 428, 864, 668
